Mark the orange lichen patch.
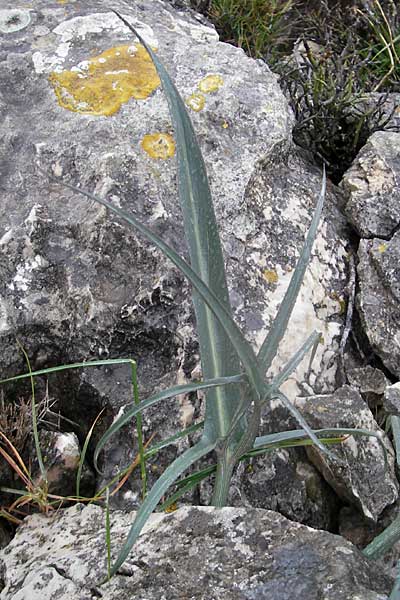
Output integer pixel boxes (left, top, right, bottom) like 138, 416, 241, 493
198, 74, 224, 93
263, 269, 278, 284
185, 92, 205, 112
48, 44, 160, 116
141, 133, 176, 159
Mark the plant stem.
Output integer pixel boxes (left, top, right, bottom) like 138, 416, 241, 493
212, 449, 235, 507
131, 361, 147, 500
363, 514, 400, 560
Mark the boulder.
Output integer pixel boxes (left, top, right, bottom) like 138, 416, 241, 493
0, 504, 393, 599
341, 131, 400, 238
357, 231, 400, 378
384, 383, 400, 416
300, 385, 398, 521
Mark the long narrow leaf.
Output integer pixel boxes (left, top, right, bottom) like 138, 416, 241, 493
145, 421, 204, 457
113, 10, 244, 441
0, 358, 137, 385
270, 330, 321, 391
253, 427, 388, 459
16, 341, 47, 484
272, 390, 338, 460
42, 172, 267, 403
94, 374, 245, 472
257, 169, 326, 375
390, 415, 400, 468
104, 436, 215, 580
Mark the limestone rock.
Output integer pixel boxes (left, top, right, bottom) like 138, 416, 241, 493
0, 504, 392, 599
226, 449, 338, 531
357, 231, 400, 378
300, 385, 398, 521
384, 383, 400, 416
341, 131, 400, 238
346, 366, 389, 409
27, 430, 95, 499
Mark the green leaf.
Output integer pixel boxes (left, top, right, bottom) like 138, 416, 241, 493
271, 391, 339, 460
114, 10, 244, 440
253, 426, 387, 456
0, 358, 137, 385
257, 169, 326, 375
104, 436, 215, 580
43, 173, 267, 408
390, 415, 400, 468
93, 374, 245, 472
145, 421, 204, 457
270, 330, 321, 391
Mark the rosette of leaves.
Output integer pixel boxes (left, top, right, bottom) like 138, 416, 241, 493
35, 11, 385, 579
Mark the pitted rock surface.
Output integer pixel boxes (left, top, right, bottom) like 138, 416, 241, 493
1, 0, 350, 506
300, 385, 398, 521
357, 231, 400, 378
0, 504, 392, 599
341, 131, 400, 238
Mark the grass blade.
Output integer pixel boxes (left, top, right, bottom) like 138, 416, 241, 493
76, 409, 105, 498
105, 487, 112, 581
94, 374, 245, 472
270, 330, 321, 391
257, 168, 326, 375
144, 421, 204, 457
390, 415, 400, 468
104, 436, 215, 580
16, 341, 47, 484
41, 171, 267, 404
271, 390, 338, 460
113, 10, 243, 441
0, 358, 138, 385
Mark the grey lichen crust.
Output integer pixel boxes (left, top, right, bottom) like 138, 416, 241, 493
0, 504, 392, 599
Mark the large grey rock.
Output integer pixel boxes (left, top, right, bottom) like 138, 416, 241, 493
341, 131, 400, 238
384, 383, 400, 416
1, 0, 351, 505
357, 231, 400, 378
227, 448, 338, 530
0, 504, 392, 599
300, 385, 398, 521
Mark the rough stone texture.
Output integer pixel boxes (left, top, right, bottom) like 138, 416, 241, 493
0, 0, 352, 505
0, 504, 392, 599
226, 448, 338, 531
300, 385, 398, 521
346, 366, 389, 409
384, 383, 400, 416
357, 231, 400, 378
341, 131, 400, 238
27, 430, 95, 498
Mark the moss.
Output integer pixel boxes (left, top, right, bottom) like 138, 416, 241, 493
49, 44, 160, 116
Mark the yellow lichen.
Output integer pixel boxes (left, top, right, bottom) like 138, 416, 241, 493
222, 121, 229, 129
378, 243, 388, 253
198, 74, 224, 93
141, 133, 175, 159
185, 92, 206, 112
49, 44, 160, 116
263, 269, 278, 284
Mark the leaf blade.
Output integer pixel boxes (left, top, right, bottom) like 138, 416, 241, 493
257, 169, 326, 375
